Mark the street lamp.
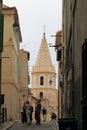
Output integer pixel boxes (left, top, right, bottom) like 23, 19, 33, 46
49, 44, 62, 61
13, 19, 19, 32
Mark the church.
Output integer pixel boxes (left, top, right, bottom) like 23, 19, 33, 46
31, 32, 58, 121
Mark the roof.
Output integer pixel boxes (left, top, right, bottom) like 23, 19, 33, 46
3, 5, 10, 9
32, 33, 56, 73
2, 5, 22, 42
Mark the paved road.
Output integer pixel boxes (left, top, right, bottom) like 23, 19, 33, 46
8, 121, 57, 130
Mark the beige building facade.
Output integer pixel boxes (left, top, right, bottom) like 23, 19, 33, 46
1, 5, 22, 121
31, 33, 58, 121
20, 49, 30, 110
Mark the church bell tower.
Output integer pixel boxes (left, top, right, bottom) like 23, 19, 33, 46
31, 32, 58, 120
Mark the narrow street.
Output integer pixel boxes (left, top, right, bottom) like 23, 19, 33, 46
8, 121, 57, 130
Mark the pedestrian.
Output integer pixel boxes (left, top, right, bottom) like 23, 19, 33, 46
42, 107, 47, 121
35, 99, 41, 125
30, 105, 33, 123
24, 101, 31, 125
22, 102, 27, 123
35, 101, 38, 123
20, 110, 24, 123
20, 103, 27, 123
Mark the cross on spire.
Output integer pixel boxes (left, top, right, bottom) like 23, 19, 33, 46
43, 25, 46, 36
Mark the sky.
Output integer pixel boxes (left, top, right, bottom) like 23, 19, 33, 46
3, 0, 62, 87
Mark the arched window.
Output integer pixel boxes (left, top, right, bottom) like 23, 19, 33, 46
39, 92, 43, 99
40, 76, 44, 85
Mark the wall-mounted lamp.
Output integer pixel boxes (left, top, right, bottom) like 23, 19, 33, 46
13, 20, 19, 32
49, 44, 62, 61
56, 44, 62, 61
50, 32, 63, 61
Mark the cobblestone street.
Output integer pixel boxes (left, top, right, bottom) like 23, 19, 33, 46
8, 120, 58, 130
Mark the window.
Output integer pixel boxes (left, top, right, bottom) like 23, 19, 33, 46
40, 76, 44, 85
39, 92, 43, 99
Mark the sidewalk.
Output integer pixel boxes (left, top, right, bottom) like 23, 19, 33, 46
0, 120, 59, 130
0, 121, 14, 130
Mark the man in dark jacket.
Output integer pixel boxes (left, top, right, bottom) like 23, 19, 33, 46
30, 105, 33, 123
35, 99, 41, 125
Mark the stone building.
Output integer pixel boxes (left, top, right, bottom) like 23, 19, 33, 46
55, 30, 64, 118
62, 0, 87, 130
31, 32, 58, 121
1, 5, 22, 121
20, 49, 30, 110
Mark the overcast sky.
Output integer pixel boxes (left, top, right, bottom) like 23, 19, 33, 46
3, 0, 62, 86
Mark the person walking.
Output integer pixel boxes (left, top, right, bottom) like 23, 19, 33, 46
35, 101, 38, 123
30, 105, 33, 123
42, 107, 47, 121
24, 101, 31, 125
22, 102, 27, 123
35, 100, 41, 125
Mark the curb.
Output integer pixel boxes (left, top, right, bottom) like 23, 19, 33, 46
0, 121, 14, 130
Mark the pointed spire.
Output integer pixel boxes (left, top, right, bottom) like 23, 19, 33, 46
35, 32, 52, 67
32, 31, 55, 73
